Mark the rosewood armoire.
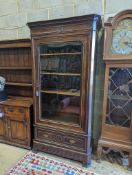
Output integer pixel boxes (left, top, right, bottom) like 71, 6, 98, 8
28, 14, 102, 166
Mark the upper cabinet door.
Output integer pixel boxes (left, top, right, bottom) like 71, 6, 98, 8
39, 42, 82, 125
34, 37, 89, 130
27, 14, 102, 131
104, 10, 132, 61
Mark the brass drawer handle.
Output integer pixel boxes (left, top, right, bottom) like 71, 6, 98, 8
69, 139, 76, 144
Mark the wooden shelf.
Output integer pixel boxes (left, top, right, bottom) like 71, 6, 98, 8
0, 67, 32, 70
41, 89, 80, 96
6, 82, 32, 87
40, 52, 81, 56
41, 72, 80, 76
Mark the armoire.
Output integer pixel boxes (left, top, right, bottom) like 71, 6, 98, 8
27, 14, 102, 166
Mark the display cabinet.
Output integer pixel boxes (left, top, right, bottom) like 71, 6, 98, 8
97, 10, 132, 168
28, 14, 102, 166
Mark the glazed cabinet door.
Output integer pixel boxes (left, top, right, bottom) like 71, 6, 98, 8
34, 39, 88, 130
7, 116, 28, 145
103, 64, 132, 141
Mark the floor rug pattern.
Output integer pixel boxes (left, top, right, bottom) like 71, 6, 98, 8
7, 152, 100, 175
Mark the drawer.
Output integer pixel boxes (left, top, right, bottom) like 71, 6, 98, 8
6, 114, 25, 121
35, 127, 87, 151
5, 106, 25, 115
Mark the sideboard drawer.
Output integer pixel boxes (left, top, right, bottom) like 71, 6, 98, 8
5, 106, 25, 115
35, 127, 87, 152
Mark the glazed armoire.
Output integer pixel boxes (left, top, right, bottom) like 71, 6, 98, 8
97, 10, 132, 168
28, 15, 102, 166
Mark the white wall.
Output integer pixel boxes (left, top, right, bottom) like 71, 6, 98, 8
0, 0, 131, 40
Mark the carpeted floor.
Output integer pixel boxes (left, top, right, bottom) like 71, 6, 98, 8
0, 143, 131, 175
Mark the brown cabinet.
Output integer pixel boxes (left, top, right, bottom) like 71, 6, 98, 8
28, 15, 102, 166
0, 39, 33, 148
0, 39, 32, 97
0, 97, 33, 149
97, 10, 132, 169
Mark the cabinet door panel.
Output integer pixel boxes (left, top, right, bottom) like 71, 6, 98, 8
39, 42, 82, 125
0, 119, 5, 138
8, 119, 27, 144
106, 67, 132, 128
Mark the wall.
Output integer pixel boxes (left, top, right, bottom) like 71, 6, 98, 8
0, 0, 131, 40
0, 0, 131, 145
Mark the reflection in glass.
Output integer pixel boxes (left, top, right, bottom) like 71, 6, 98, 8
41, 94, 80, 123
39, 42, 82, 124
106, 68, 132, 128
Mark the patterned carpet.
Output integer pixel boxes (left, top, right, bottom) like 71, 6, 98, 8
7, 152, 100, 175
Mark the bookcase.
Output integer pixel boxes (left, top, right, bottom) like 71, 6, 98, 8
28, 14, 102, 166
0, 39, 32, 97
0, 39, 33, 149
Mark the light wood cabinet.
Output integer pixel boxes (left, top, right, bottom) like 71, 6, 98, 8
97, 10, 132, 169
0, 39, 33, 148
0, 97, 33, 149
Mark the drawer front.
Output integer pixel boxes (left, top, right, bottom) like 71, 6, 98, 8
35, 127, 87, 151
5, 106, 25, 116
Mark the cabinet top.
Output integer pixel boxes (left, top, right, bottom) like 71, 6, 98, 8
105, 9, 132, 27
0, 39, 31, 49
27, 14, 100, 27
103, 9, 132, 61
0, 96, 33, 107
27, 14, 102, 37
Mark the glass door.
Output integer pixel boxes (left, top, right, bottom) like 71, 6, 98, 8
39, 42, 82, 124
106, 67, 132, 128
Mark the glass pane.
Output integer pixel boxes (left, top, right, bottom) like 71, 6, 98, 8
41, 94, 80, 124
39, 42, 82, 124
106, 68, 132, 128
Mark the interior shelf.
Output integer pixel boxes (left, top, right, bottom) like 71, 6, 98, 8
41, 89, 80, 96
6, 82, 32, 87
40, 72, 80, 76
40, 52, 81, 56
